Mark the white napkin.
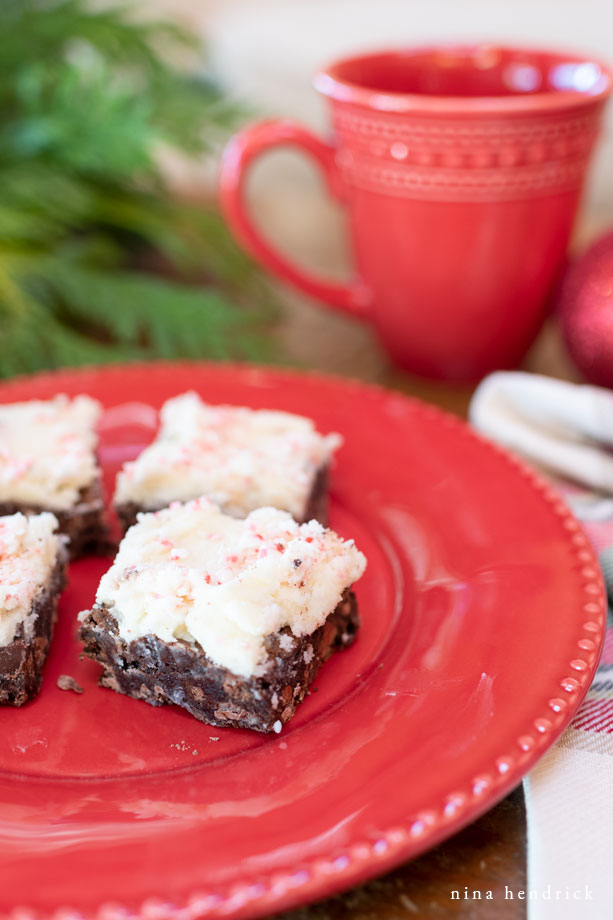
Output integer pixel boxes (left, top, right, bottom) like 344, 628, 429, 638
470, 372, 613, 920
471, 372, 613, 494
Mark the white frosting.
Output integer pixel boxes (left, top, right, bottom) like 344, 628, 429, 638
113, 392, 341, 519
90, 499, 366, 677
0, 395, 101, 510
0, 513, 61, 646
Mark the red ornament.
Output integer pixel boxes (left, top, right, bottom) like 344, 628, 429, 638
558, 230, 613, 387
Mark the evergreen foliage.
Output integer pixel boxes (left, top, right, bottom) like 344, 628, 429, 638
0, 0, 274, 375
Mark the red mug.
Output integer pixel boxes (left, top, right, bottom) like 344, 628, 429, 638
220, 45, 612, 382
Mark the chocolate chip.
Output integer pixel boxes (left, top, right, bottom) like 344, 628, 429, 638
293, 558, 302, 568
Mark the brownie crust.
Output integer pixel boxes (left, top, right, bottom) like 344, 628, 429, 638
114, 464, 330, 535
0, 477, 109, 559
0, 547, 69, 706
300, 463, 329, 526
79, 587, 359, 732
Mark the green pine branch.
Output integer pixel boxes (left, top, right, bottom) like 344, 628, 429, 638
0, 0, 278, 378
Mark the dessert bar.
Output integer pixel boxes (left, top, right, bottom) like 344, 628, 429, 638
0, 512, 69, 705
79, 499, 366, 731
114, 392, 340, 530
0, 395, 107, 557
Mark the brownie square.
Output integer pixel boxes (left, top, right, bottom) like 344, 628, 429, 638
0, 513, 69, 706
113, 392, 340, 531
0, 395, 108, 558
79, 498, 366, 731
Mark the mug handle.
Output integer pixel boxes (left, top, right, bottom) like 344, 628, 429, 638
219, 119, 372, 319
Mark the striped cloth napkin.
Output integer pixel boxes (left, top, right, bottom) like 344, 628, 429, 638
470, 372, 613, 920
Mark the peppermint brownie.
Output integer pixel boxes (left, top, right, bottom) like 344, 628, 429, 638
0, 395, 107, 558
0, 512, 69, 705
79, 499, 366, 731
113, 392, 340, 531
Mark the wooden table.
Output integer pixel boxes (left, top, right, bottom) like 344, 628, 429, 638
267, 282, 581, 920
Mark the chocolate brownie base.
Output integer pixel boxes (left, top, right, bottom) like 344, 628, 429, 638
79, 588, 359, 732
0, 548, 69, 706
300, 464, 329, 526
0, 477, 109, 559
114, 501, 143, 535
114, 464, 330, 535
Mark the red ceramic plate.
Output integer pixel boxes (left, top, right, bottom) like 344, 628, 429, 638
0, 363, 605, 920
